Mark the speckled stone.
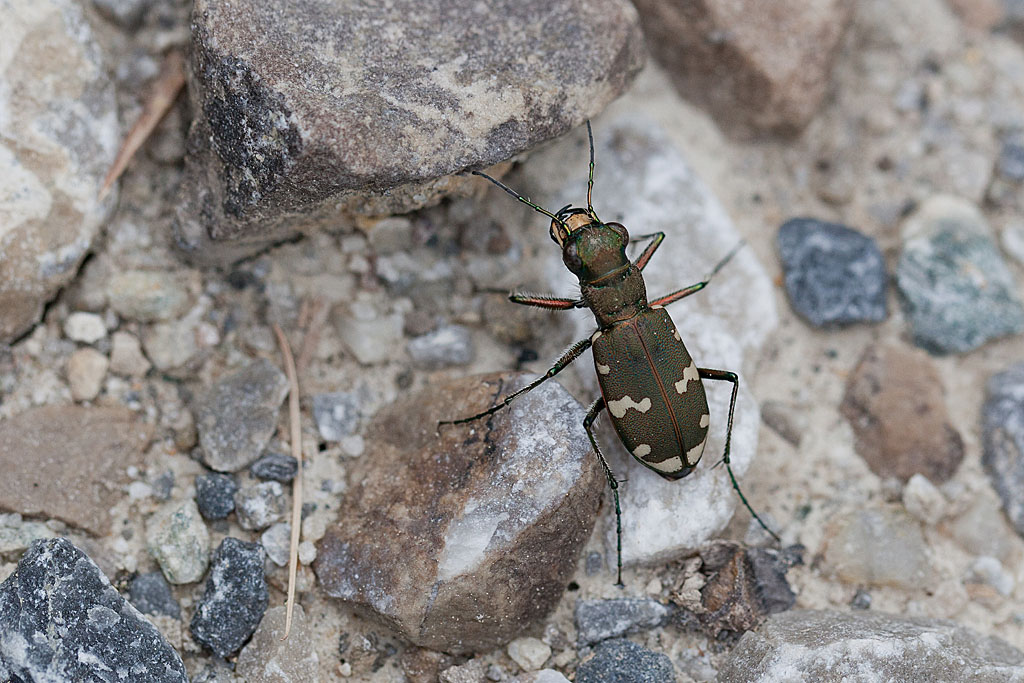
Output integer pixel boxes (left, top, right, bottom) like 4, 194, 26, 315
718, 609, 1024, 682
575, 639, 675, 683
0, 538, 187, 682
234, 481, 287, 531
128, 571, 181, 619
896, 195, 1024, 354
777, 218, 887, 327
407, 325, 475, 367
982, 362, 1024, 538
190, 537, 268, 658
315, 373, 602, 654
250, 451, 298, 482
194, 472, 238, 520
106, 270, 199, 323
174, 0, 644, 263
195, 359, 289, 472
146, 498, 210, 584
574, 599, 674, 647
822, 507, 931, 590
312, 391, 362, 442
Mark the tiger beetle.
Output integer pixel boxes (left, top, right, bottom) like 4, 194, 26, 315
440, 122, 779, 585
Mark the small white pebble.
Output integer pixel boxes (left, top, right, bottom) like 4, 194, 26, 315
340, 434, 365, 457
67, 348, 109, 401
903, 473, 947, 525
967, 556, 1015, 596
298, 540, 317, 565
507, 637, 551, 672
128, 481, 153, 500
645, 577, 663, 595
338, 662, 352, 677
64, 312, 107, 343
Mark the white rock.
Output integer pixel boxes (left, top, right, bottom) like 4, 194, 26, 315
967, 556, 1015, 596
529, 115, 777, 566
507, 637, 551, 672
902, 473, 948, 525
109, 331, 151, 377
64, 312, 107, 343
67, 348, 109, 401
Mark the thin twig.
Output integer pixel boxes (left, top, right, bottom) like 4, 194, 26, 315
295, 297, 328, 376
98, 49, 186, 201
272, 324, 303, 640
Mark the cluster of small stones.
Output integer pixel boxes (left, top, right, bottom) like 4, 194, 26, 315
3, 0, 1024, 680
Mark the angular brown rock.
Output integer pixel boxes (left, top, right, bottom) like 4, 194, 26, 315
841, 343, 964, 483
631, 0, 853, 137
0, 406, 152, 535
314, 373, 603, 654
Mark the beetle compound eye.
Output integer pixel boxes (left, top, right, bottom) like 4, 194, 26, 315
563, 240, 583, 273
607, 222, 629, 244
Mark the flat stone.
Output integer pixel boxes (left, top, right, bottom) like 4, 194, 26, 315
174, 0, 644, 263
0, 406, 151, 535
234, 481, 287, 531
0, 538, 187, 682
236, 605, 319, 682
631, 0, 854, 137
194, 472, 238, 520
315, 373, 602, 654
896, 195, 1024, 354
574, 598, 674, 647
64, 312, 107, 343
524, 115, 777, 567
407, 324, 475, 368
106, 270, 199, 323
190, 537, 269, 658
109, 331, 152, 377
0, 0, 119, 342
335, 312, 404, 365
146, 498, 210, 584
67, 347, 109, 401
195, 359, 290, 472
575, 639, 675, 683
261, 522, 291, 566
718, 609, 1024, 682
250, 451, 298, 482
841, 343, 964, 483
129, 571, 182, 619
142, 313, 219, 375
822, 507, 931, 590
982, 362, 1024, 538
777, 218, 887, 327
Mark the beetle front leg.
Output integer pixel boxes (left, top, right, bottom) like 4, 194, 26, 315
508, 293, 584, 310
583, 397, 624, 587
438, 337, 593, 428
698, 367, 780, 542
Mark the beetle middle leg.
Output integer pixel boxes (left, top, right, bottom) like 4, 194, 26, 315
648, 240, 746, 307
583, 397, 624, 587
438, 337, 593, 428
699, 367, 781, 542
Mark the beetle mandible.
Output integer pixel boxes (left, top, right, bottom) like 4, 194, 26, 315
441, 122, 779, 585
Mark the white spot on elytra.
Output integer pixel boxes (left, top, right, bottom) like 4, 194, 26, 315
674, 363, 700, 394
633, 444, 651, 458
648, 454, 684, 473
672, 328, 681, 341
591, 331, 602, 342
597, 363, 610, 375
607, 395, 652, 418
686, 437, 707, 466
699, 413, 709, 428
651, 304, 664, 309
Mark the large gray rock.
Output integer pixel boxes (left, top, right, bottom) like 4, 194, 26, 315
0, 538, 187, 683
174, 0, 644, 263
0, 0, 119, 341
718, 609, 1024, 682
315, 373, 603, 654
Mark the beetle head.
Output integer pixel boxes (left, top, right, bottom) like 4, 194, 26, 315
551, 208, 630, 282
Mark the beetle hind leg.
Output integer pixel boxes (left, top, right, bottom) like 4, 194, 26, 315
698, 367, 781, 543
583, 397, 624, 587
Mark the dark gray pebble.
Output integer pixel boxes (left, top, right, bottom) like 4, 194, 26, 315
0, 538, 187, 682
575, 599, 674, 647
129, 570, 181, 618
190, 537, 268, 658
777, 218, 887, 327
576, 639, 675, 683
195, 472, 238, 520
250, 451, 298, 482
982, 362, 1024, 538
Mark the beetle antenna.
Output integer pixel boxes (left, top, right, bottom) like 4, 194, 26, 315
472, 171, 568, 229
586, 121, 599, 222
